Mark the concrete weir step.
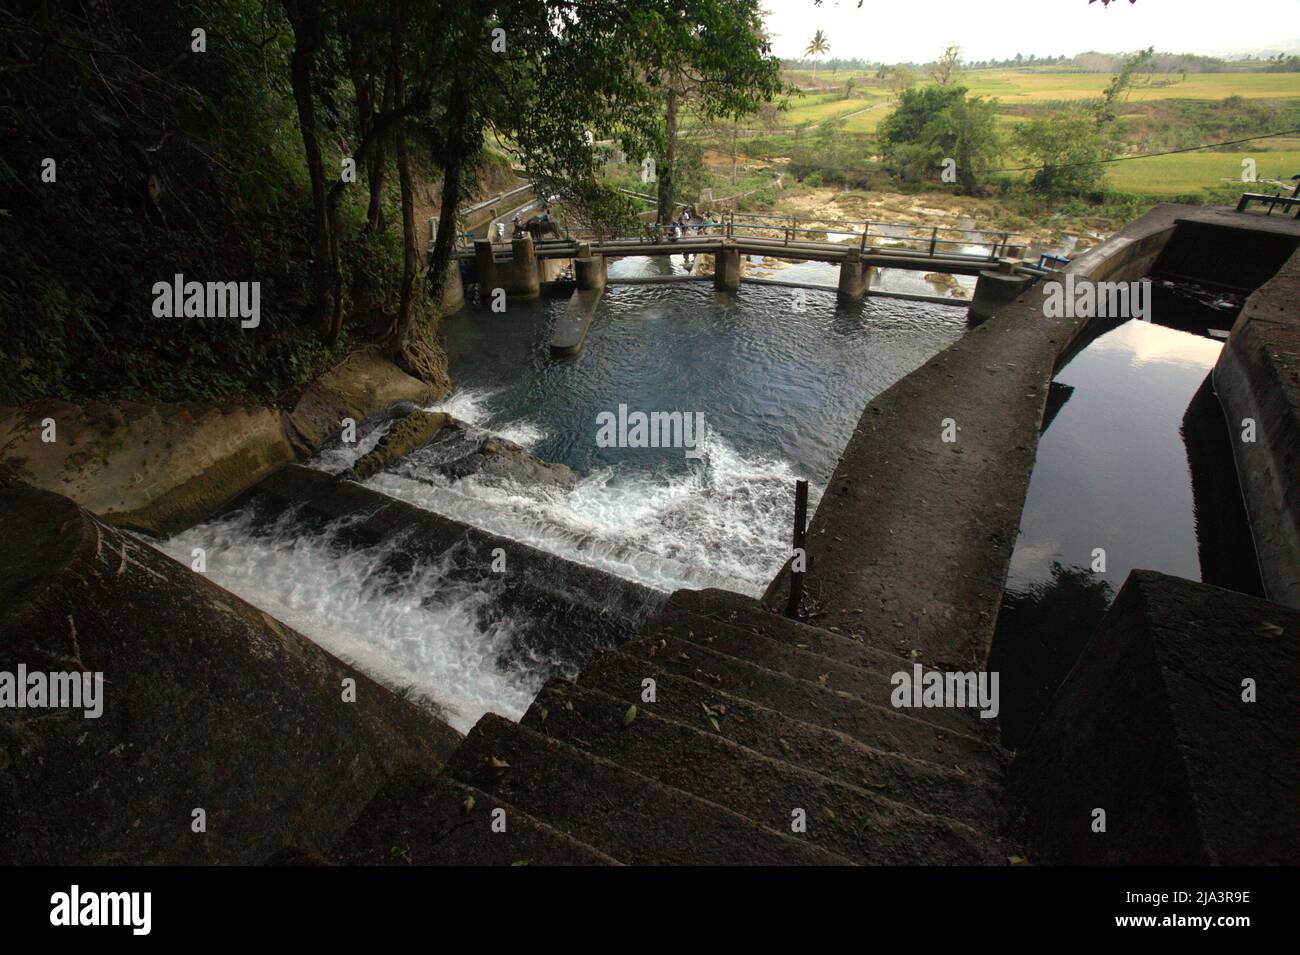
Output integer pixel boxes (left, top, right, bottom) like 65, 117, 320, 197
648, 607, 988, 738
621, 632, 1003, 780
523, 680, 1004, 864
446, 713, 852, 865
329, 771, 617, 866
670, 587, 924, 671
576, 649, 1003, 831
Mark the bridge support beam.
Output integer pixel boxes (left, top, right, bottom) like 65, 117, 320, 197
968, 269, 1035, 325
509, 234, 541, 299
837, 249, 874, 302
714, 241, 742, 291
473, 240, 497, 292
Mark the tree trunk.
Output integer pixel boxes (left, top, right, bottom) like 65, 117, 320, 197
389, 76, 470, 362
282, 1, 333, 340
731, 120, 738, 185
657, 85, 678, 224
388, 4, 420, 362
344, 20, 387, 234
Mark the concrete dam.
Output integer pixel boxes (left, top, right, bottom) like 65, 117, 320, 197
2, 203, 1297, 867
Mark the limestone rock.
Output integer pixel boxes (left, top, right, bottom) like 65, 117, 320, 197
346, 410, 451, 482
285, 346, 449, 456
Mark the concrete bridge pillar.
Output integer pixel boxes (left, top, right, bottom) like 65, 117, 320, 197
837, 249, 873, 302
473, 240, 497, 292
714, 241, 742, 291
576, 256, 606, 291
968, 269, 1035, 324
509, 233, 540, 299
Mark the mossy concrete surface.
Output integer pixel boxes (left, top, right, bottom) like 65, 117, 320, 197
0, 346, 445, 538
284, 345, 448, 456
347, 410, 451, 481
0, 400, 295, 538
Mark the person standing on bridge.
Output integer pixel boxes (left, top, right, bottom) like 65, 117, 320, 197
678, 207, 695, 268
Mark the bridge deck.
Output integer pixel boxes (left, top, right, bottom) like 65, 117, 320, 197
457, 235, 1043, 278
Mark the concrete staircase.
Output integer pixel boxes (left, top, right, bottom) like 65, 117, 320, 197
331, 588, 1011, 866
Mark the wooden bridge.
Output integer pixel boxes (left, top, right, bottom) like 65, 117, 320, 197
452, 212, 1048, 356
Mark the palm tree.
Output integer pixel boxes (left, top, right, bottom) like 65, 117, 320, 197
804, 30, 830, 82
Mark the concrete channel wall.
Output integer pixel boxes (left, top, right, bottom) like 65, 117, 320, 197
1213, 246, 1300, 607
764, 206, 1204, 671
1006, 206, 1300, 863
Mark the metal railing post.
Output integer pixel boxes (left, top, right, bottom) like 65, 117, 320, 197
929, 226, 938, 257
786, 479, 809, 618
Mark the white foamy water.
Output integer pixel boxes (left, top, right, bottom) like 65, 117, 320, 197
310, 416, 396, 474
160, 509, 550, 733
366, 425, 810, 596
425, 389, 546, 449
308, 388, 547, 477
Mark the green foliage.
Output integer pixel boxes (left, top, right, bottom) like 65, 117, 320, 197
879, 85, 1002, 193
1015, 113, 1109, 198
0, 0, 337, 406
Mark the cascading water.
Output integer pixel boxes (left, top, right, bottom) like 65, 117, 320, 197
162, 272, 969, 731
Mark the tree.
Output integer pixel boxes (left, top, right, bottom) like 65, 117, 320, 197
1096, 46, 1154, 129
646, 3, 784, 222
804, 30, 830, 80
280, 0, 335, 341
879, 85, 1001, 195
1015, 114, 1108, 198
931, 43, 962, 87
886, 66, 917, 99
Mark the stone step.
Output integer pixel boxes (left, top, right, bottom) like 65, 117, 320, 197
618, 634, 1003, 780
446, 712, 851, 865
575, 649, 1003, 830
669, 587, 916, 670
329, 770, 618, 866
523, 680, 1004, 864
669, 590, 996, 721
640, 610, 996, 740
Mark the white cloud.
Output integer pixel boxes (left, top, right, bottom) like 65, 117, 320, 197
763, 0, 1300, 63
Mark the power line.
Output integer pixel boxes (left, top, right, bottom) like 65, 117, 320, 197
986, 128, 1300, 174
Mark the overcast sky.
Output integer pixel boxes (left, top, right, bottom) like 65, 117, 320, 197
762, 0, 1300, 63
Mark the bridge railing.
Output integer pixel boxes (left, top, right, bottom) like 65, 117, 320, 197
458, 213, 1028, 261
720, 212, 1020, 260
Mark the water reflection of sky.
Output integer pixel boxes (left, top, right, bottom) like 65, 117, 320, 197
1007, 319, 1222, 595
992, 317, 1225, 748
